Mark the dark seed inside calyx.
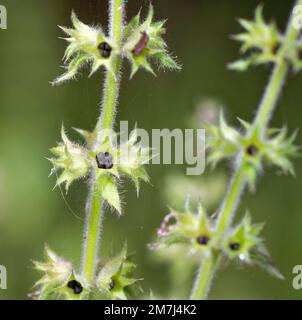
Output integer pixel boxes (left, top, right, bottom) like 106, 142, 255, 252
98, 42, 112, 58
272, 44, 280, 55
98, 42, 111, 51
101, 50, 111, 58
229, 243, 240, 251
196, 235, 210, 245
96, 152, 114, 169
246, 145, 258, 156
109, 280, 115, 291
67, 280, 83, 294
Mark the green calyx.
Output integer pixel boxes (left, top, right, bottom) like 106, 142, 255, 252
152, 206, 283, 280
49, 126, 91, 192
228, 5, 281, 71
206, 112, 299, 190
223, 213, 264, 261
96, 244, 140, 300
229, 4, 302, 73
52, 11, 116, 85
32, 246, 89, 300
152, 205, 216, 253
49, 126, 151, 215
222, 214, 284, 280
122, 4, 180, 78
52, 6, 180, 84
32, 245, 140, 300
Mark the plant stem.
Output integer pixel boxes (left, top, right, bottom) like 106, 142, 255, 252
95, 0, 123, 131
190, 251, 219, 300
215, 165, 246, 236
81, 0, 124, 285
191, 0, 302, 300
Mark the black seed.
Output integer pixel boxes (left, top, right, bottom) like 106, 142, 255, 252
101, 50, 111, 58
67, 280, 83, 294
96, 152, 114, 169
98, 42, 106, 50
104, 43, 112, 51
98, 42, 112, 51
246, 145, 258, 156
196, 236, 210, 245
229, 243, 240, 251
109, 280, 115, 291
272, 44, 280, 55
98, 42, 112, 58
246, 47, 262, 56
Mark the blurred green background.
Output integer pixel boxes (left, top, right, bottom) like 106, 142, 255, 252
0, 0, 302, 300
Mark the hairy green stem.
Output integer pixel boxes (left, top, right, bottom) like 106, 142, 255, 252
190, 251, 219, 300
81, 0, 124, 285
215, 166, 246, 236
191, 0, 302, 300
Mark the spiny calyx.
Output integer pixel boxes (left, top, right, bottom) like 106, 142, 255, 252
96, 244, 140, 300
151, 204, 216, 253
206, 112, 299, 189
32, 246, 88, 300
228, 5, 281, 71
32, 245, 140, 300
152, 206, 283, 280
229, 4, 302, 73
49, 126, 151, 215
52, 11, 116, 85
122, 4, 181, 78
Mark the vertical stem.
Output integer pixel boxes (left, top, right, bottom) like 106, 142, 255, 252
95, 0, 123, 131
191, 0, 302, 300
190, 252, 218, 300
81, 176, 103, 283
254, 5, 301, 132
215, 165, 246, 236
81, 0, 124, 285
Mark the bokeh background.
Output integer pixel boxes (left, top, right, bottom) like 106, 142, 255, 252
0, 0, 302, 300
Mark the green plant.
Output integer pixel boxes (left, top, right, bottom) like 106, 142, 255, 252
152, 2, 301, 300
32, 0, 179, 300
